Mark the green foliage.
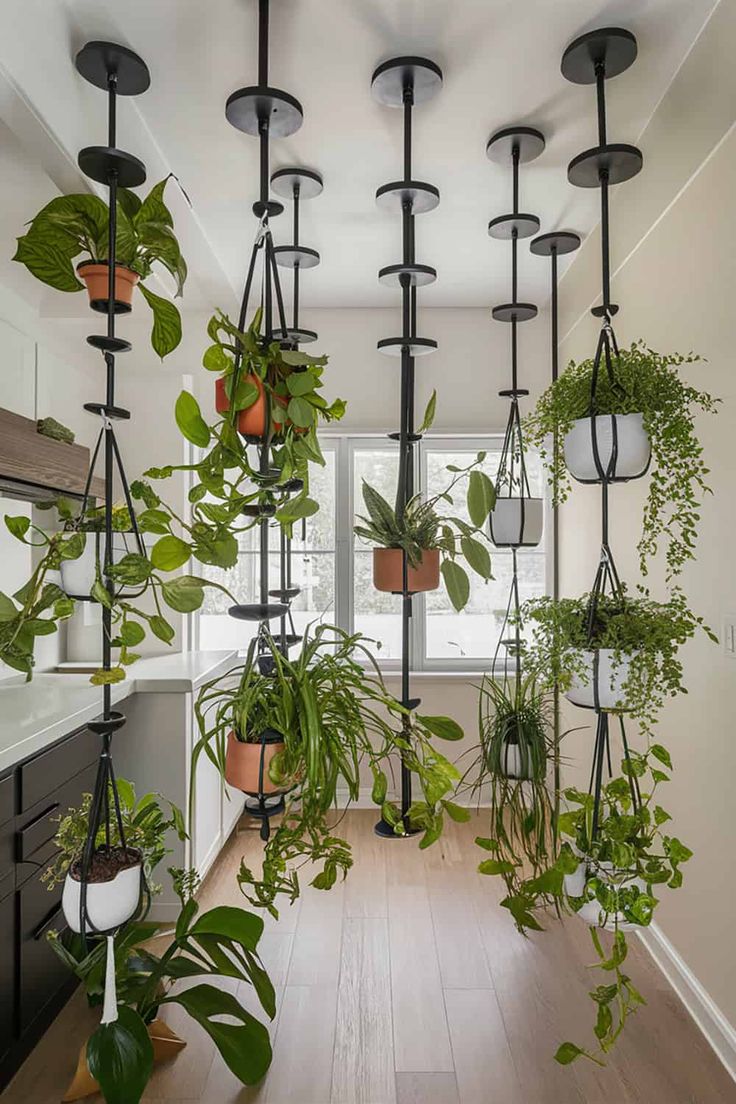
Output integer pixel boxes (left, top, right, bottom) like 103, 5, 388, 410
193, 624, 461, 915
13, 177, 187, 358
524, 341, 718, 579
354, 453, 495, 611
49, 869, 274, 1102
523, 588, 715, 734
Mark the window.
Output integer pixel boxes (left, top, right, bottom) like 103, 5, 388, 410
197, 435, 550, 670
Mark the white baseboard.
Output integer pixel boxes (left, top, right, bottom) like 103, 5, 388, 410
638, 922, 736, 1082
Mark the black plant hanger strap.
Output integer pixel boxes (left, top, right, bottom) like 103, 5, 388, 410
496, 398, 533, 501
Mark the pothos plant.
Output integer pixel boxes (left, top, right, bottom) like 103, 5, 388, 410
13, 177, 186, 358
497, 738, 691, 1067
523, 341, 718, 580
193, 623, 467, 917
523, 588, 716, 735
354, 446, 496, 611
46, 785, 274, 1103
0, 497, 232, 684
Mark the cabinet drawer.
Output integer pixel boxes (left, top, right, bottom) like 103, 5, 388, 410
15, 763, 97, 889
18, 875, 68, 1033
19, 726, 98, 813
0, 775, 15, 829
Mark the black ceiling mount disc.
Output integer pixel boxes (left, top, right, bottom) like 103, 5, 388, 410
84, 402, 131, 420
492, 302, 538, 323
226, 86, 304, 138
376, 181, 440, 214
270, 167, 324, 199
378, 263, 437, 287
567, 143, 643, 187
269, 587, 301, 600
270, 326, 318, 345
86, 335, 131, 354
253, 199, 284, 218
499, 388, 530, 398
371, 56, 443, 107
89, 297, 132, 316
75, 41, 150, 96
530, 230, 582, 256
387, 431, 422, 442
561, 27, 638, 84
78, 146, 147, 188
88, 712, 127, 735
486, 125, 546, 164
487, 213, 540, 240
273, 245, 321, 269
228, 603, 289, 622
377, 337, 437, 357
591, 303, 619, 317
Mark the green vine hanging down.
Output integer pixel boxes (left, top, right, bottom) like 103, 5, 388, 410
193, 623, 467, 916
523, 341, 718, 579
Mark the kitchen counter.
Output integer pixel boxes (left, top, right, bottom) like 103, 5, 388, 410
0, 650, 237, 774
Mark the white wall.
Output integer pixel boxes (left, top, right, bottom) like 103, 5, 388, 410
557, 0, 736, 1029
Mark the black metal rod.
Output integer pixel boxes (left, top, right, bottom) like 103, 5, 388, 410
600, 171, 611, 312
512, 143, 520, 214
258, 0, 269, 86
549, 243, 561, 846
259, 121, 269, 207
595, 61, 607, 146
403, 86, 413, 179
293, 264, 300, 332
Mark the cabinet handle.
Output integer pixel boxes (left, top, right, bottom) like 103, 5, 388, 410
32, 904, 64, 941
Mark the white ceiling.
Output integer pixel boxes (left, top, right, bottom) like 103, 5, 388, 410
1, 0, 719, 314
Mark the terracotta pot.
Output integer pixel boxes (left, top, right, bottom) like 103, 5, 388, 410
215, 374, 267, 437
373, 547, 440, 594
272, 393, 308, 435
77, 261, 139, 312
225, 730, 285, 794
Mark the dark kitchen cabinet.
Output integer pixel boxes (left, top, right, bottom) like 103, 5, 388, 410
0, 723, 99, 1092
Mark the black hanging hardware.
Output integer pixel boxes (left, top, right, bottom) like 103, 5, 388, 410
371, 56, 442, 838
69, 40, 152, 944
560, 27, 643, 851
271, 166, 323, 346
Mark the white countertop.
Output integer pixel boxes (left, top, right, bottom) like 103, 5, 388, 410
0, 650, 237, 774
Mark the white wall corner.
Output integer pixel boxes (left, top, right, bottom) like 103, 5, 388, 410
638, 922, 736, 1082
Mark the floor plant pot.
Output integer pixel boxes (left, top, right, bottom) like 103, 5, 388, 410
488, 497, 543, 548
373, 547, 440, 594
62, 848, 143, 934
566, 649, 634, 711
224, 729, 285, 795
564, 413, 650, 483
215, 374, 267, 437
77, 261, 139, 314
60, 532, 142, 601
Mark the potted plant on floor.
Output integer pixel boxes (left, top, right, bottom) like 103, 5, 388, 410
523, 341, 718, 579
13, 177, 187, 358
523, 588, 715, 734
193, 623, 465, 915
46, 784, 275, 1104
354, 452, 496, 611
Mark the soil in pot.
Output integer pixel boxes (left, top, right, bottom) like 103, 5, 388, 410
69, 846, 142, 884
225, 730, 285, 794
373, 547, 440, 594
77, 261, 139, 314
215, 374, 267, 437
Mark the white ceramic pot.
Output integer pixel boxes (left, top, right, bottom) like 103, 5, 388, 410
566, 649, 634, 711
60, 533, 140, 600
576, 864, 647, 933
563, 861, 587, 899
62, 861, 142, 934
488, 497, 543, 548
497, 742, 528, 780
564, 413, 650, 483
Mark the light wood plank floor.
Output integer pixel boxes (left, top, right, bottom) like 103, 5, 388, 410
3, 810, 734, 1104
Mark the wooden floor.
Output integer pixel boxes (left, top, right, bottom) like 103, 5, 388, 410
3, 810, 734, 1104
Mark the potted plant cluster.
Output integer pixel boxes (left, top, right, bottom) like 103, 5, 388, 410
45, 783, 275, 1104
193, 623, 466, 915
354, 450, 496, 611
13, 177, 187, 358
523, 588, 716, 734
524, 341, 718, 579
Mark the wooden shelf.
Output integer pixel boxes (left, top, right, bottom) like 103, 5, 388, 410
0, 407, 105, 501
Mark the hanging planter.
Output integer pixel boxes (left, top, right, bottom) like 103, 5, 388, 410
373, 547, 440, 594
567, 861, 648, 933
271, 394, 308, 436
60, 531, 144, 601
564, 413, 650, 483
76, 260, 140, 314
488, 496, 543, 548
215, 374, 267, 437
225, 729, 285, 794
566, 648, 635, 711
62, 847, 143, 934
